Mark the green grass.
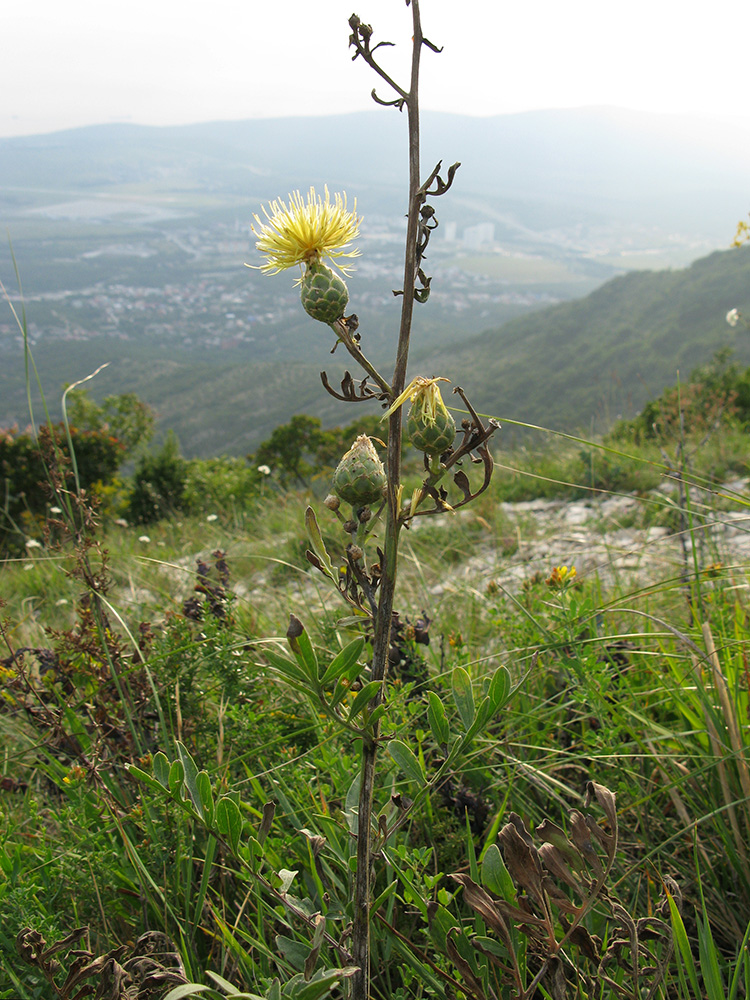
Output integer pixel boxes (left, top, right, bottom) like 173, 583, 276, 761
1, 426, 750, 997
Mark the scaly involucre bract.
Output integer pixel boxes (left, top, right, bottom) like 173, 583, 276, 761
252, 186, 361, 275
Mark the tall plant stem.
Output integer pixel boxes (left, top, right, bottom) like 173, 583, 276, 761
351, 3, 424, 998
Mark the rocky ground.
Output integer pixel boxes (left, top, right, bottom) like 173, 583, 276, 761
424, 478, 750, 600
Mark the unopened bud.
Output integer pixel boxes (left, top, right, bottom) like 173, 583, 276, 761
324, 493, 341, 511
348, 544, 364, 561
300, 261, 349, 324
332, 435, 386, 506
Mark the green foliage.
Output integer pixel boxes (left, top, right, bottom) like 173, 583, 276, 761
610, 349, 750, 445
182, 456, 263, 517
251, 413, 384, 487
0, 421, 125, 551
64, 387, 156, 458
127, 430, 187, 523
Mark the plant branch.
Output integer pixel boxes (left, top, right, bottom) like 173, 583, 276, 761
350, 4, 426, 998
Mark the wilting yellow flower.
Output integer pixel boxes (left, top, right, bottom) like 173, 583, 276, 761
384, 376, 456, 457
384, 376, 451, 421
251, 186, 361, 275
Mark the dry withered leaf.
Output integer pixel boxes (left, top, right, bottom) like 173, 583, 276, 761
498, 819, 545, 903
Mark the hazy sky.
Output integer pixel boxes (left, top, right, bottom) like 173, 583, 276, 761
2, 0, 748, 137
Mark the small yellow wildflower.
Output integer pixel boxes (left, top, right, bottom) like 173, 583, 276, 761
547, 565, 577, 589
251, 186, 361, 276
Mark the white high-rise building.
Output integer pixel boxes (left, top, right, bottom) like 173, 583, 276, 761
463, 223, 495, 250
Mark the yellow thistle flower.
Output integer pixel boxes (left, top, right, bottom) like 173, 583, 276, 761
251, 186, 361, 276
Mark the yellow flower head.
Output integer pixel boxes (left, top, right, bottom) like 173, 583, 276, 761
251, 186, 361, 275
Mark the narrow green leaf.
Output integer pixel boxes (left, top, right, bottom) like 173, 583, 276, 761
176, 741, 203, 819
452, 666, 475, 730
125, 764, 168, 795
164, 985, 223, 1000
667, 892, 700, 999
305, 506, 336, 581
168, 759, 185, 798
481, 844, 515, 902
368, 704, 388, 728
196, 771, 214, 826
697, 912, 726, 1000
728, 917, 750, 1000
153, 751, 171, 788
286, 967, 358, 1000
215, 797, 242, 854
427, 903, 460, 952
464, 696, 493, 742
472, 935, 507, 959
330, 649, 367, 707
206, 970, 243, 995
286, 616, 319, 681
371, 880, 398, 914
347, 679, 382, 721
387, 739, 426, 787
489, 665, 510, 710
320, 636, 365, 686
264, 646, 309, 684
268, 981, 282, 1000
427, 691, 449, 746
345, 773, 361, 835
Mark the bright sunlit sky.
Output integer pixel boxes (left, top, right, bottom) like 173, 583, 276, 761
2, 0, 749, 138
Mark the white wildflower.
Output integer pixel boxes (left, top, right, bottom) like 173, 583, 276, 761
25, 539, 42, 549
138, 535, 151, 544
49, 506, 62, 515
726, 308, 740, 327
258, 465, 271, 476
206, 514, 219, 522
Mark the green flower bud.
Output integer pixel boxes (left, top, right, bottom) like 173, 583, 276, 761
332, 435, 386, 507
300, 261, 349, 324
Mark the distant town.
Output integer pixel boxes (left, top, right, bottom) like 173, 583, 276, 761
0, 214, 571, 356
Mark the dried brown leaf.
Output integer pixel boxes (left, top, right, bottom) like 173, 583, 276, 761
498, 820, 545, 902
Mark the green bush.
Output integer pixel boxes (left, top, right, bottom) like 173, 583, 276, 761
182, 455, 263, 517
127, 431, 187, 524
610, 349, 750, 445
0, 422, 125, 551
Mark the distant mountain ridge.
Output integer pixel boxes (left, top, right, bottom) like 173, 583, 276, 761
2, 106, 748, 236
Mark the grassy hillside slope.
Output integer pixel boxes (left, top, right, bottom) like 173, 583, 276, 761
420, 245, 750, 438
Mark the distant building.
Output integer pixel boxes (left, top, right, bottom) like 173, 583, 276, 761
463, 223, 495, 251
